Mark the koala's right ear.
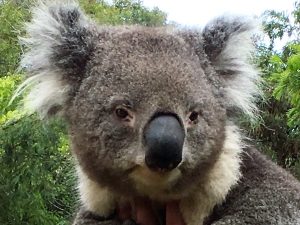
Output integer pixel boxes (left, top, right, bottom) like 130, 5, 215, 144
19, 1, 96, 117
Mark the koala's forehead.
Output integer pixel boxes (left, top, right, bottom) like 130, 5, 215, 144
84, 27, 209, 102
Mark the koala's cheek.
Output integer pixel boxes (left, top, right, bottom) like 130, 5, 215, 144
181, 146, 197, 169
183, 136, 212, 163
181, 126, 225, 175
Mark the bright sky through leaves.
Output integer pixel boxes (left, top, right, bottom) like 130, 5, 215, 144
142, 0, 295, 26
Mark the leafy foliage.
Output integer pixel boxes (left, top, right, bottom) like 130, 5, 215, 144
242, 2, 300, 178
0, 1, 31, 76
0, 117, 76, 225
271, 44, 300, 128
0, 75, 77, 225
80, 0, 167, 26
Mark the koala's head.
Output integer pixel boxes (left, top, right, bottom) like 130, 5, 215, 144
21, 1, 259, 199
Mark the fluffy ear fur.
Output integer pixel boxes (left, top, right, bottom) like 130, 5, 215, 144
19, 0, 95, 117
202, 16, 261, 118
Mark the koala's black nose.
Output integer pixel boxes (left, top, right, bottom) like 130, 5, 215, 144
144, 114, 185, 172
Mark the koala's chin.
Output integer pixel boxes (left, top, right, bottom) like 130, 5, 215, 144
129, 166, 183, 199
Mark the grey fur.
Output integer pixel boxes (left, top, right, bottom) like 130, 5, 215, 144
20, 1, 300, 225
205, 148, 300, 225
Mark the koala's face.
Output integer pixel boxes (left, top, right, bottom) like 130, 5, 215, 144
22, 3, 258, 199
67, 28, 227, 197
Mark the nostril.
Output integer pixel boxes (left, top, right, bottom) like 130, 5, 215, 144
168, 163, 174, 170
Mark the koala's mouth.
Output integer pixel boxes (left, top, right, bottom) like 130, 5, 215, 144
129, 165, 182, 198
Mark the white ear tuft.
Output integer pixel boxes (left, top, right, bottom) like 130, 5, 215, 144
19, 0, 94, 118
203, 16, 262, 119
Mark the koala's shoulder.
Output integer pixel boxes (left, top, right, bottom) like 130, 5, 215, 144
206, 148, 300, 225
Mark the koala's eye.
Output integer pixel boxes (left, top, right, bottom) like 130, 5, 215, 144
115, 107, 129, 119
113, 105, 135, 127
189, 111, 199, 122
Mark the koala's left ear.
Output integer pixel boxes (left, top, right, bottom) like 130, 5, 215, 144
189, 17, 260, 118
20, 1, 96, 117
202, 17, 261, 117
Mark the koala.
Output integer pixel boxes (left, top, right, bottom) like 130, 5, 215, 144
20, 1, 300, 225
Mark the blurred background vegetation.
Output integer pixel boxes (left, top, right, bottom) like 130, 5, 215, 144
0, 0, 299, 224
